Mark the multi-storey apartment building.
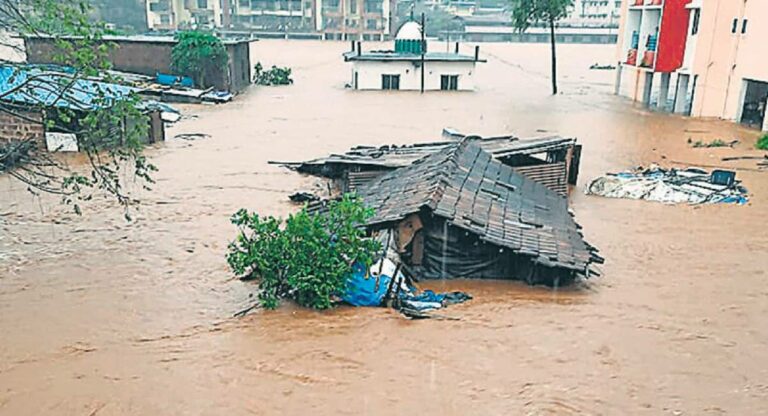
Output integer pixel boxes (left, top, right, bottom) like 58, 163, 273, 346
316, 0, 396, 40
146, 0, 222, 30
147, 0, 394, 39
230, 0, 314, 31
615, 0, 768, 131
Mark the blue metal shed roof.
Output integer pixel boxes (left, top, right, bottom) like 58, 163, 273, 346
0, 65, 137, 111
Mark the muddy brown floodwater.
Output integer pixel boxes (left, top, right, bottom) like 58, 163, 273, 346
2, 40, 768, 415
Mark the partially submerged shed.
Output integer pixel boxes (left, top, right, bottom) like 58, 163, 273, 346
23, 35, 254, 93
352, 140, 600, 285
0, 65, 165, 152
274, 132, 581, 196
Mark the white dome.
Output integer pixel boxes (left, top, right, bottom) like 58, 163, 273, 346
396, 21, 422, 40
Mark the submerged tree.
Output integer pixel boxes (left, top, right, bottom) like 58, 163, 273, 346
227, 195, 381, 310
170, 31, 229, 89
0, 0, 155, 216
510, 0, 573, 95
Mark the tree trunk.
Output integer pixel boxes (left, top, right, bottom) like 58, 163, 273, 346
549, 16, 558, 95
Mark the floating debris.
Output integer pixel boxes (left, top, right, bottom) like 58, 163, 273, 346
288, 191, 320, 203
174, 133, 211, 141
586, 165, 748, 205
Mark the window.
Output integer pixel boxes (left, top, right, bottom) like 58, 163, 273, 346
742, 19, 748, 34
239, 0, 249, 6
364, 0, 382, 13
149, 1, 171, 11
197, 0, 208, 8
691, 9, 700, 35
440, 75, 458, 90
160, 14, 171, 24
731, 18, 738, 33
366, 19, 378, 30
382, 74, 400, 90
349, 0, 357, 14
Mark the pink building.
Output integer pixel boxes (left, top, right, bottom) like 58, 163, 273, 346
614, 0, 768, 132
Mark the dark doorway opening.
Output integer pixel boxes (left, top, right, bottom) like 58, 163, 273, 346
740, 79, 768, 129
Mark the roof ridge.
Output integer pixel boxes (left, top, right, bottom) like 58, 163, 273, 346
425, 139, 473, 209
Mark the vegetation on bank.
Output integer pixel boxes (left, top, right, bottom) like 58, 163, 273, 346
226, 195, 381, 310
691, 139, 728, 148
756, 134, 768, 150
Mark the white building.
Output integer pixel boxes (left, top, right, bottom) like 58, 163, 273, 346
146, 0, 222, 30
343, 21, 484, 91
563, 0, 622, 27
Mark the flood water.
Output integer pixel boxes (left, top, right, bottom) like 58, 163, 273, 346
1, 40, 768, 415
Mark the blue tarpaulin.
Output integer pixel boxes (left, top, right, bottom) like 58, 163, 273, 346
342, 260, 472, 310
156, 73, 195, 88
342, 262, 391, 307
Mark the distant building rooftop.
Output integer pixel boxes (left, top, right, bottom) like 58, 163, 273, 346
344, 51, 484, 62
23, 34, 255, 46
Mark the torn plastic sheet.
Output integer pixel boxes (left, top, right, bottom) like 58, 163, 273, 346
586, 166, 748, 205
342, 259, 471, 310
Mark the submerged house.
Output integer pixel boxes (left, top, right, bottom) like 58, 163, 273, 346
23, 35, 254, 93
0, 65, 164, 153
275, 132, 581, 196
343, 21, 485, 91
354, 140, 601, 285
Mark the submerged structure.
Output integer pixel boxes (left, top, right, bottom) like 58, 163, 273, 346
0, 65, 165, 153
354, 140, 601, 285
343, 21, 485, 91
23, 34, 254, 94
274, 132, 581, 196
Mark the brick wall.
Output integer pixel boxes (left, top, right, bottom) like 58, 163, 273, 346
0, 109, 45, 151
25, 37, 253, 93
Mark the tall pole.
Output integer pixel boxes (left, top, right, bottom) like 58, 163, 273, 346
420, 12, 425, 94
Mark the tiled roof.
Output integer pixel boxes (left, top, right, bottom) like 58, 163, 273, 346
357, 140, 597, 272
275, 135, 576, 172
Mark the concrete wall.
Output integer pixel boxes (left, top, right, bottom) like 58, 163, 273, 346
226, 42, 253, 92
351, 60, 477, 91
686, 0, 742, 118
0, 109, 45, 151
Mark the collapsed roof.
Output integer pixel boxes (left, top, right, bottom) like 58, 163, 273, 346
356, 140, 600, 274
271, 133, 580, 196
275, 134, 576, 175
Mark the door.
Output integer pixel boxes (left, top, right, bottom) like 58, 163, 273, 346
740, 79, 768, 129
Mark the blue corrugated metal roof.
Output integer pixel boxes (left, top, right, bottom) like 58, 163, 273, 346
0, 65, 137, 111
